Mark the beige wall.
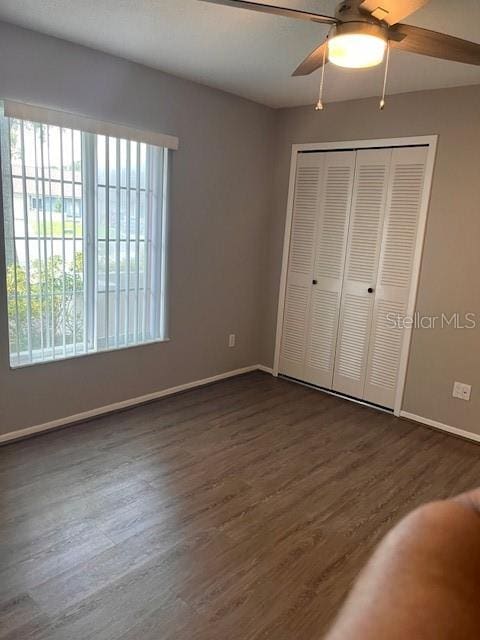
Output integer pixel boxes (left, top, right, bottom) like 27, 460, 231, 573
263, 84, 480, 437
0, 21, 275, 436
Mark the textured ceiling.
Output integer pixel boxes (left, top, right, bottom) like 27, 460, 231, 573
0, 0, 479, 108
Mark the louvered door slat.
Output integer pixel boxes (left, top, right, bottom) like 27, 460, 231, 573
281, 283, 310, 364
304, 151, 355, 388
367, 300, 404, 389
333, 149, 391, 399
364, 147, 428, 408
279, 153, 324, 380
306, 289, 339, 375
335, 293, 371, 381
289, 163, 321, 276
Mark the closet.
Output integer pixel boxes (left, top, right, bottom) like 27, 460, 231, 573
278, 143, 430, 410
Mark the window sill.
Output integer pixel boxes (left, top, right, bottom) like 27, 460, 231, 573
9, 337, 171, 370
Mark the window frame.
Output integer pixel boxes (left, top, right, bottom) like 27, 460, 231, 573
1, 116, 171, 369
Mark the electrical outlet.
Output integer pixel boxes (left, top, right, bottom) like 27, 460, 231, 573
452, 381, 471, 401
228, 334, 236, 348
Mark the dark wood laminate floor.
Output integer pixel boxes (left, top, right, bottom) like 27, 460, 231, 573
1, 371, 479, 640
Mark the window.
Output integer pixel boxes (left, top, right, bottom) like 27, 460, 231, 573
1, 112, 170, 367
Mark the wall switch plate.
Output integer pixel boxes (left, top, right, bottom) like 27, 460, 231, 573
453, 381, 471, 401
228, 334, 236, 348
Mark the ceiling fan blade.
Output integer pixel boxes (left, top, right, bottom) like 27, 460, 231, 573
360, 0, 429, 26
390, 24, 480, 66
199, 0, 337, 24
292, 41, 328, 76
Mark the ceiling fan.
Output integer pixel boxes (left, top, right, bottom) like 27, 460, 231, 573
199, 0, 480, 106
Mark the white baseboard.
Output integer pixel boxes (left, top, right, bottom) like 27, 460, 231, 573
9, 370, 478, 448
400, 411, 480, 445
0, 364, 273, 445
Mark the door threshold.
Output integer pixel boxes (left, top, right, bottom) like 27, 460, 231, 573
279, 375, 393, 415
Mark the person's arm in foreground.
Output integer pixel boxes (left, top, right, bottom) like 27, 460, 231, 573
325, 489, 480, 639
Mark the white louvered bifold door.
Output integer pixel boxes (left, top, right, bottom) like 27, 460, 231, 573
303, 151, 355, 388
363, 146, 428, 408
279, 153, 325, 380
333, 149, 392, 399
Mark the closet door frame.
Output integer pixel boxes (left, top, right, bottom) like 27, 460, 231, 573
273, 135, 438, 417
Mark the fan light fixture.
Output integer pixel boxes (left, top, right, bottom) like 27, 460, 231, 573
199, 0, 480, 109
328, 32, 387, 68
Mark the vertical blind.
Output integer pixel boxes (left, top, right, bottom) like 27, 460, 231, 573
1, 111, 170, 367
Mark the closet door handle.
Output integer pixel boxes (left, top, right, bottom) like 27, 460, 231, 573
368, 287, 374, 294
312, 279, 318, 285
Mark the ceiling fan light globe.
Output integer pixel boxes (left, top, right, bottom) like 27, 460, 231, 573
328, 33, 387, 68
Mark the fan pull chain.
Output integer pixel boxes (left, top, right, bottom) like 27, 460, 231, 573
315, 40, 328, 111
380, 41, 391, 110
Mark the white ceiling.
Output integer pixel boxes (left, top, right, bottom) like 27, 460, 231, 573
1, 0, 479, 108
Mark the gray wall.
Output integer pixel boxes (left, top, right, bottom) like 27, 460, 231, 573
2, 18, 480, 442
0, 21, 274, 436
265, 84, 480, 436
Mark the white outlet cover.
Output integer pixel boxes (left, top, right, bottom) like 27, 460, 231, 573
453, 381, 471, 401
